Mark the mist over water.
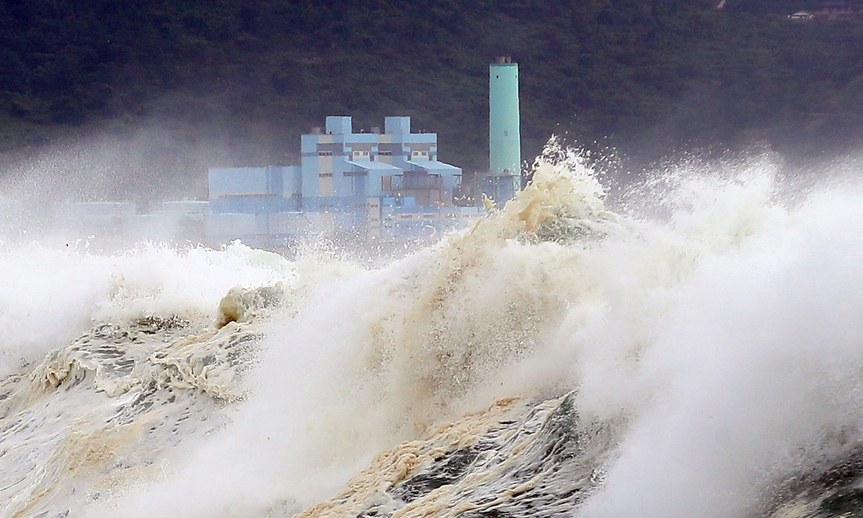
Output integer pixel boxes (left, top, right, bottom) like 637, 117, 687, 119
0, 141, 861, 517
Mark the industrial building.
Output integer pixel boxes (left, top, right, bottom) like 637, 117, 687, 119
206, 116, 477, 246
67, 57, 523, 249
300, 116, 461, 205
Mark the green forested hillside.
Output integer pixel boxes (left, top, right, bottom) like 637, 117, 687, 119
2, 0, 863, 198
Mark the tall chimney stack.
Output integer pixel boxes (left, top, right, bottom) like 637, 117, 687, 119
489, 55, 521, 191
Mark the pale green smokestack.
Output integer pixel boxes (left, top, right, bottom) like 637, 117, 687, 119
489, 56, 521, 185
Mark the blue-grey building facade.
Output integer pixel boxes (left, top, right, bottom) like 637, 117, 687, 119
206, 116, 477, 245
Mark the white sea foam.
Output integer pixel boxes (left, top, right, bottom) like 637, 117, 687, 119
0, 242, 291, 380
574, 178, 863, 518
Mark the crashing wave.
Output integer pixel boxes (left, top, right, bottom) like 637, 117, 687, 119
1, 142, 863, 518
0, 284, 283, 517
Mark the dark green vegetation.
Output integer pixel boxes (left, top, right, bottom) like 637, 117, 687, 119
1, 0, 863, 198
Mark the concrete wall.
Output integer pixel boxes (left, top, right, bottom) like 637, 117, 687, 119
208, 166, 297, 199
